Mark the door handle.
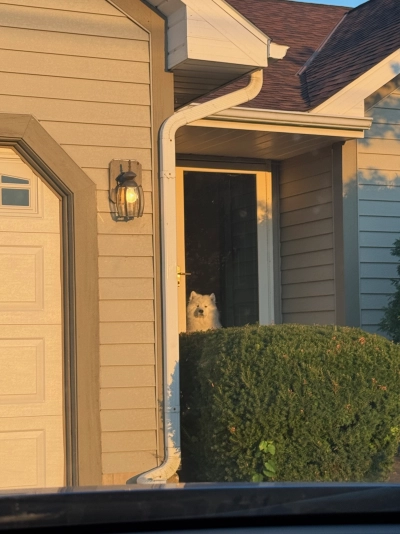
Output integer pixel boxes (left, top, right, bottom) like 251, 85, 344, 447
177, 266, 191, 286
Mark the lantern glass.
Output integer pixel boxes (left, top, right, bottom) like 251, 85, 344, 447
115, 177, 143, 220
125, 184, 139, 218
116, 185, 126, 218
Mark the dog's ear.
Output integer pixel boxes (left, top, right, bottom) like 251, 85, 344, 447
189, 291, 197, 301
210, 293, 216, 304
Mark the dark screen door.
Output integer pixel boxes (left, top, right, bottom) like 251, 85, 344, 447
184, 171, 259, 327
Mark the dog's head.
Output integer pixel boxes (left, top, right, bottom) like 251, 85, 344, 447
187, 291, 217, 319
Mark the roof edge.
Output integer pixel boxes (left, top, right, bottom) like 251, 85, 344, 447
312, 48, 400, 116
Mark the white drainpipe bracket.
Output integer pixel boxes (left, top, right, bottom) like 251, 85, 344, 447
135, 68, 265, 484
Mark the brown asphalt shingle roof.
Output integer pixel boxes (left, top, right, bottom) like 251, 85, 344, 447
300, 0, 400, 109
204, 0, 400, 112
203, 0, 348, 111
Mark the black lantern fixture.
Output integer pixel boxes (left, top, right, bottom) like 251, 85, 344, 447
109, 159, 144, 221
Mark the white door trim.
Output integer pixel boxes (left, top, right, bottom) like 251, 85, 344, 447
176, 167, 187, 333
176, 166, 275, 330
256, 171, 275, 325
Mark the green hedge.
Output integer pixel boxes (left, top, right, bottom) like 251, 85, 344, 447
380, 237, 400, 342
180, 324, 400, 483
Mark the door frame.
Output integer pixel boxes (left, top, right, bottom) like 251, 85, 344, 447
0, 114, 102, 485
176, 165, 275, 331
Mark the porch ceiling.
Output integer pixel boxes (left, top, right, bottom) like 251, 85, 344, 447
176, 125, 349, 160
175, 105, 372, 160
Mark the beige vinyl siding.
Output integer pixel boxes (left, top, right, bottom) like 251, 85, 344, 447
0, 0, 157, 483
358, 87, 400, 334
279, 147, 335, 324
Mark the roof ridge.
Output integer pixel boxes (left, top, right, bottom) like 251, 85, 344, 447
297, 0, 379, 106
297, 11, 349, 77
346, 0, 375, 13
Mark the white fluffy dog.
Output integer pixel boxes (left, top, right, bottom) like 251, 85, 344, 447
186, 291, 222, 332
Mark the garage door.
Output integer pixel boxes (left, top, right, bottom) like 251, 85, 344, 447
0, 147, 64, 489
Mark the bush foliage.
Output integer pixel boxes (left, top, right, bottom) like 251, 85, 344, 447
380, 238, 400, 343
180, 324, 400, 483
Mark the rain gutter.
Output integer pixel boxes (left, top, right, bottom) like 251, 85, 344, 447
188, 106, 373, 137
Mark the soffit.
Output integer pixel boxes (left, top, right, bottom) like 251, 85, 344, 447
176, 124, 362, 161
146, 0, 287, 108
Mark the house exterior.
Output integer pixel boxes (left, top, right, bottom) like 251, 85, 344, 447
179, 0, 400, 333
0, 0, 399, 489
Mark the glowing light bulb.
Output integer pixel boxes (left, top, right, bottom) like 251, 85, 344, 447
125, 187, 138, 203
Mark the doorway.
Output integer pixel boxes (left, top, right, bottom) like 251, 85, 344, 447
177, 167, 274, 332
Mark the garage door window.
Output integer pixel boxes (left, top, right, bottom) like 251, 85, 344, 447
0, 149, 40, 217
1, 175, 30, 208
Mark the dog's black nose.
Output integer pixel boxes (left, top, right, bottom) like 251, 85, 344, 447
198, 309, 203, 314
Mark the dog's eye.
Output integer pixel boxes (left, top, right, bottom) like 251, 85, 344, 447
196, 305, 199, 307
205, 306, 208, 308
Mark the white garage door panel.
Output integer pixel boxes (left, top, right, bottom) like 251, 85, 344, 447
0, 430, 45, 489
0, 147, 65, 489
0, 328, 63, 418
0, 234, 62, 324
0, 246, 43, 310
0, 339, 44, 401
0, 416, 64, 489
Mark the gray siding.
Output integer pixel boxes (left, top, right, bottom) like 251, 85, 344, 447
358, 87, 400, 334
0, 0, 157, 484
279, 147, 335, 324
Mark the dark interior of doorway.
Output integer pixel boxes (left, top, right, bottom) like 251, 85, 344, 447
184, 171, 259, 328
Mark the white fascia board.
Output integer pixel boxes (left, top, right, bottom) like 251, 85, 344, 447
186, 105, 372, 137
313, 48, 400, 116
146, 0, 288, 69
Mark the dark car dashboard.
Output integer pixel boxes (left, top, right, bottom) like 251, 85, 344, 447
1, 484, 400, 534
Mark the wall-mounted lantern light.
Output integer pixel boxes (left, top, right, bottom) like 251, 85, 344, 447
109, 159, 144, 221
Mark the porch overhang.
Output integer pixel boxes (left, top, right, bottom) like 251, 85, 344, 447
146, 0, 288, 108
176, 105, 372, 160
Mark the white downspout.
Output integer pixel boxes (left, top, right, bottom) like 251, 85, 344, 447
137, 69, 264, 484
